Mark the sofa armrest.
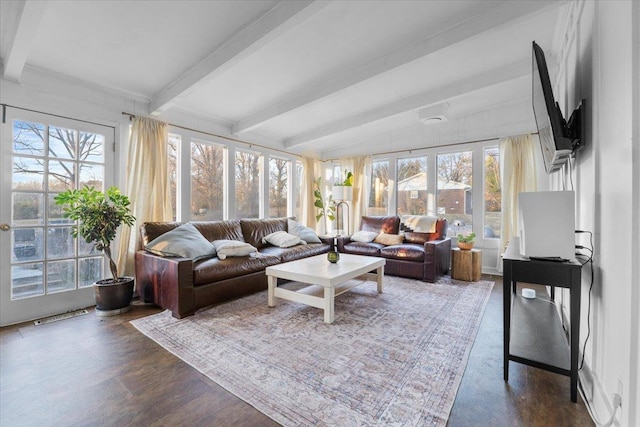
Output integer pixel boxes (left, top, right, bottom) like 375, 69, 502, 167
423, 238, 452, 282
135, 250, 195, 318
336, 236, 352, 252
319, 235, 336, 251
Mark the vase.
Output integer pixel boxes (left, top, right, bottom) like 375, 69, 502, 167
327, 251, 340, 263
458, 242, 474, 250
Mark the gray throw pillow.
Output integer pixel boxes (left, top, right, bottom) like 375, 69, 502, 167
288, 219, 321, 243
145, 223, 216, 260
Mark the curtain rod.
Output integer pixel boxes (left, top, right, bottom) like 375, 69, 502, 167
322, 132, 539, 162
122, 112, 302, 159
2, 103, 116, 128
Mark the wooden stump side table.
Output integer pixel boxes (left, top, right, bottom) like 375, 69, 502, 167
451, 248, 482, 281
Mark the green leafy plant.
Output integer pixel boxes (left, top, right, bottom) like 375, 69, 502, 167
334, 169, 354, 186
314, 177, 335, 228
457, 232, 476, 243
54, 186, 135, 282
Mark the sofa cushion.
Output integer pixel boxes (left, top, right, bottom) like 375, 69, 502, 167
262, 231, 303, 248
380, 243, 425, 262
140, 222, 182, 246
192, 220, 245, 242
342, 241, 384, 256
360, 216, 400, 234
144, 223, 217, 261
240, 218, 288, 249
260, 243, 331, 263
193, 254, 280, 285
213, 240, 257, 260
287, 219, 321, 243
374, 232, 404, 246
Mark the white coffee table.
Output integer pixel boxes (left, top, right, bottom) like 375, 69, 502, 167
265, 253, 385, 324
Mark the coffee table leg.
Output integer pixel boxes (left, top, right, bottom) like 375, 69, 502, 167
324, 287, 335, 323
267, 275, 276, 307
377, 265, 384, 293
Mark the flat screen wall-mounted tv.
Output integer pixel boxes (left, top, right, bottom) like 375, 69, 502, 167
532, 41, 585, 174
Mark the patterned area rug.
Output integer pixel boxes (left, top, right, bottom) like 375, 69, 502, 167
131, 275, 493, 426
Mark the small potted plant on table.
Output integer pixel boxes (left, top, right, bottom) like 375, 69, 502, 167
55, 186, 136, 316
457, 232, 476, 250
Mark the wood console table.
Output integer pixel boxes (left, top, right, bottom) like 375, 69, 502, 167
502, 256, 582, 402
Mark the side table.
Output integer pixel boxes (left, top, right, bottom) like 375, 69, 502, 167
451, 248, 482, 281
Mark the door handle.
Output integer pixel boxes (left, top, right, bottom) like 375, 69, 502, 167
0, 223, 10, 232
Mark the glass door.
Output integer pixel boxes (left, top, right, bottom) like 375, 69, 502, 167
0, 109, 114, 326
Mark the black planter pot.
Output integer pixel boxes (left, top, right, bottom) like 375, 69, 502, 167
94, 277, 134, 316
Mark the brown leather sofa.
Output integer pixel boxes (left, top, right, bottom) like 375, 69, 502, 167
135, 217, 332, 318
336, 216, 451, 282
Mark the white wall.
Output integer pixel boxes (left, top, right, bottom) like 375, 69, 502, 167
552, 1, 639, 425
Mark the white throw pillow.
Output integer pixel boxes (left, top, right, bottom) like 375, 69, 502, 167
350, 230, 380, 243
145, 223, 216, 261
287, 219, 322, 243
374, 232, 404, 246
213, 240, 257, 260
262, 231, 304, 248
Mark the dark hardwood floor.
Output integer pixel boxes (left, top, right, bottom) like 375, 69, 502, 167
1, 275, 594, 426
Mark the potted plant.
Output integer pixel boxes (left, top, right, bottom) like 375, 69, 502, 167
332, 169, 354, 201
313, 177, 336, 235
55, 186, 136, 316
457, 232, 476, 250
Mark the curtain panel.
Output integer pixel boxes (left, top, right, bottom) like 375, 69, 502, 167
117, 117, 172, 279
497, 133, 539, 272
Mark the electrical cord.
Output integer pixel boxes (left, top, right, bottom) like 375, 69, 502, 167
575, 230, 594, 371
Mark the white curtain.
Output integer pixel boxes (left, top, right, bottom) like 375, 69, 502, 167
338, 156, 372, 234
117, 117, 172, 278
302, 157, 325, 233
497, 134, 539, 272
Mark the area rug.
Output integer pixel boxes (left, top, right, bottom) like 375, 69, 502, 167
131, 275, 493, 426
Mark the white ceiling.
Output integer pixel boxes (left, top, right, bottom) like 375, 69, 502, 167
0, 0, 568, 159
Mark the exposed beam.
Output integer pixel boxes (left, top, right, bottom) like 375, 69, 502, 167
149, 0, 330, 114
283, 59, 530, 148
2, 0, 48, 82
233, 0, 567, 135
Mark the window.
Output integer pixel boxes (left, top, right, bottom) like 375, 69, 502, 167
437, 151, 472, 237
295, 161, 303, 221
191, 140, 224, 220
167, 134, 179, 221
10, 119, 105, 298
484, 147, 501, 238
269, 157, 289, 218
235, 150, 261, 218
368, 160, 389, 216
397, 156, 427, 216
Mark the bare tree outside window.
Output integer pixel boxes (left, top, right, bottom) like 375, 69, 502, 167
368, 160, 389, 215
397, 156, 428, 216
235, 151, 260, 218
167, 134, 179, 221
437, 151, 473, 237
484, 147, 501, 238
269, 157, 289, 218
191, 141, 224, 220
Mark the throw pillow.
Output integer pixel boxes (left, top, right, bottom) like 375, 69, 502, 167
213, 240, 257, 260
145, 223, 217, 260
262, 231, 304, 248
350, 230, 379, 243
374, 232, 404, 246
287, 219, 322, 243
